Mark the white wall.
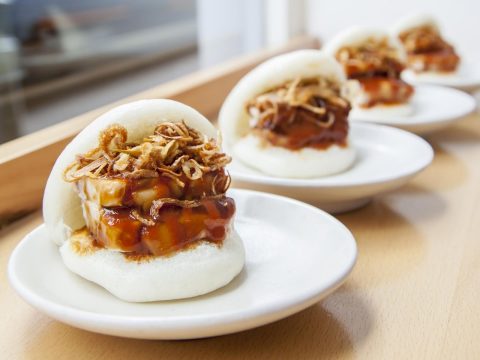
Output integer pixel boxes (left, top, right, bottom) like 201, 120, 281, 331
306, 0, 480, 60
196, 0, 265, 67
196, 0, 307, 67
265, 0, 306, 47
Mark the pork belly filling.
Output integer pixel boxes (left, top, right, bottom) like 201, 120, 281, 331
336, 38, 414, 108
246, 77, 351, 150
343, 77, 414, 108
399, 25, 460, 73
64, 122, 235, 256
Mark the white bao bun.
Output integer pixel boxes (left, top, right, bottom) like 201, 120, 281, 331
60, 228, 245, 302
218, 49, 355, 178
43, 99, 245, 302
323, 26, 406, 62
234, 135, 355, 178
391, 13, 439, 36
325, 27, 413, 115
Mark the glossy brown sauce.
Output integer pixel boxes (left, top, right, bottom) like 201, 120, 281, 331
344, 60, 404, 80
357, 77, 415, 108
92, 196, 235, 257
76, 172, 235, 257
252, 97, 350, 151
407, 50, 459, 72
122, 170, 228, 204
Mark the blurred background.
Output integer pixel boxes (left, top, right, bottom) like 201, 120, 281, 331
0, 0, 478, 144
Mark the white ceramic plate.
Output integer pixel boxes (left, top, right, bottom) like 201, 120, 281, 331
8, 189, 357, 340
402, 61, 480, 92
349, 85, 476, 134
229, 123, 433, 213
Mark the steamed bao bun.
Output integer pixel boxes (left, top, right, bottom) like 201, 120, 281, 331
218, 50, 356, 178
323, 26, 407, 61
390, 13, 439, 38
391, 14, 459, 79
324, 27, 413, 117
43, 99, 245, 302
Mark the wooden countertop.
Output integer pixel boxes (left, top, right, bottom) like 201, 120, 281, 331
1, 37, 480, 358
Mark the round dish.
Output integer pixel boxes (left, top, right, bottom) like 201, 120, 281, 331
227, 123, 433, 213
8, 189, 357, 340
349, 85, 476, 134
402, 62, 480, 91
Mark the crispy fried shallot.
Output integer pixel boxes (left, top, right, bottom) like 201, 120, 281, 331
131, 209, 156, 226
247, 77, 349, 131
398, 25, 459, 73
399, 25, 452, 54
336, 38, 405, 78
151, 198, 201, 219
64, 121, 231, 188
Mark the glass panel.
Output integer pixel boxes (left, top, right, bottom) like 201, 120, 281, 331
0, 0, 198, 143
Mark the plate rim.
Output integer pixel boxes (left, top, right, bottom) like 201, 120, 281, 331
349, 85, 476, 126
228, 122, 434, 188
8, 189, 357, 338
402, 65, 480, 89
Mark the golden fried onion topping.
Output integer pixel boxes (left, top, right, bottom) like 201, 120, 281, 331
64, 121, 231, 187
336, 37, 404, 77
247, 77, 349, 129
399, 25, 452, 54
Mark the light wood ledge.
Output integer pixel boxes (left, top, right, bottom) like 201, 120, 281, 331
0, 36, 320, 220
1, 114, 480, 359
